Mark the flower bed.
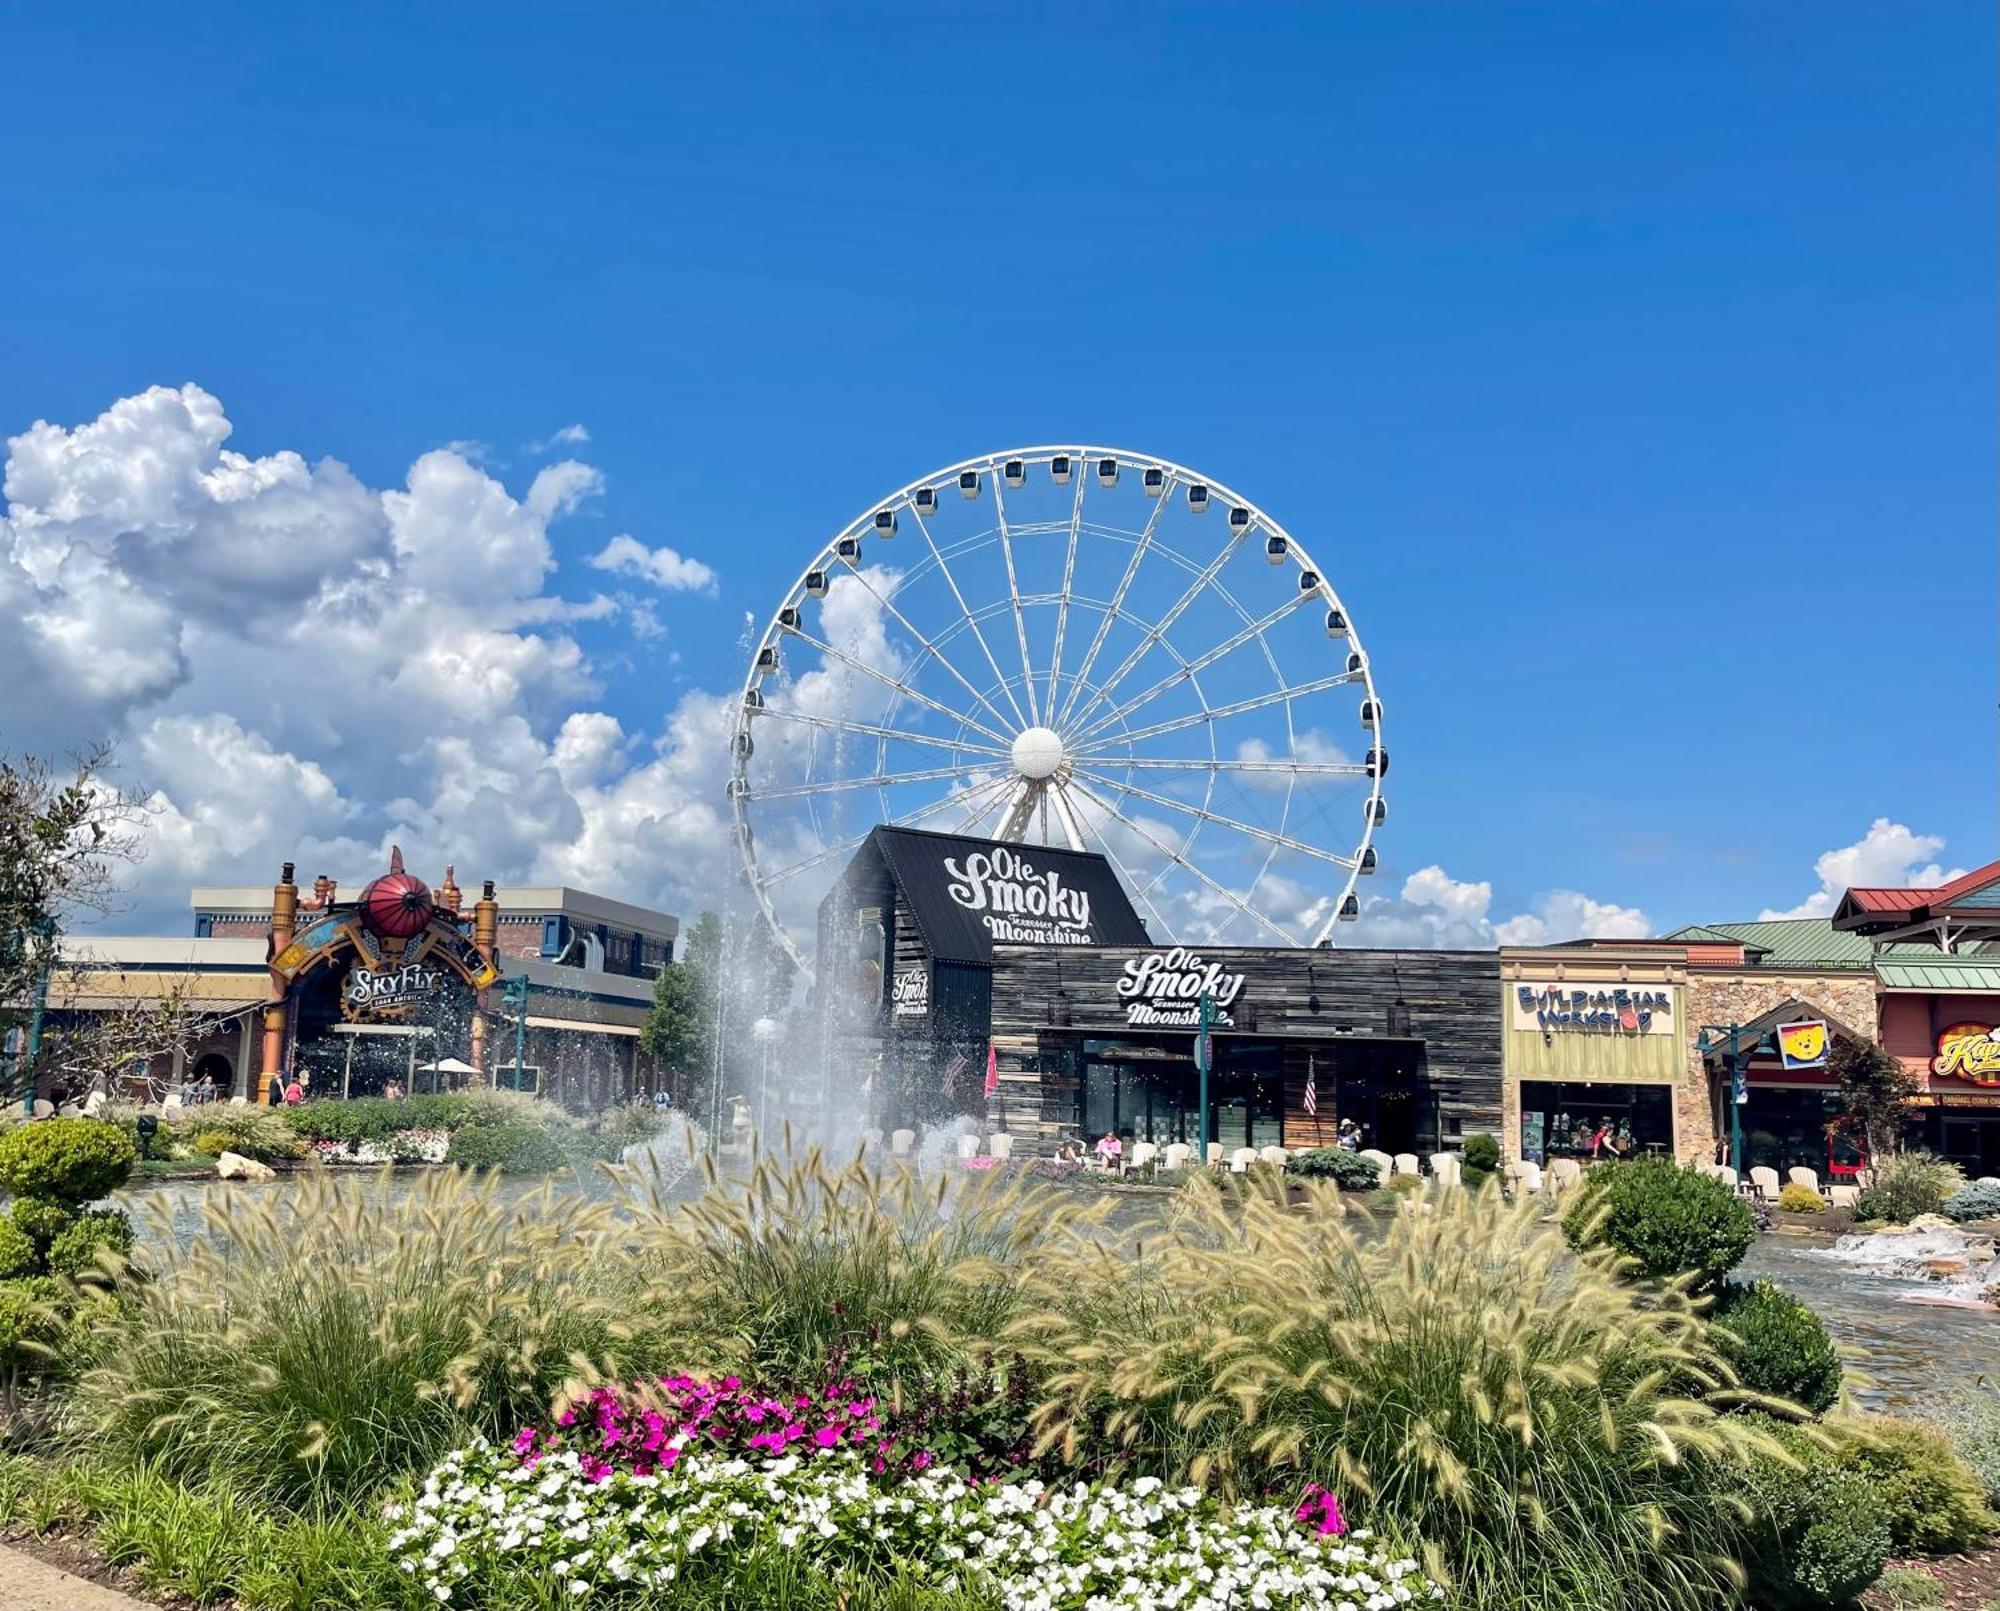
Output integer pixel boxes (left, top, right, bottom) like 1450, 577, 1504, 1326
389, 1439, 1443, 1610
309, 1127, 451, 1165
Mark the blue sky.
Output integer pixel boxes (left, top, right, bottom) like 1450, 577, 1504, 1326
0, 3, 1992, 945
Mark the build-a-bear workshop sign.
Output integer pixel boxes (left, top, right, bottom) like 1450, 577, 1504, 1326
269, 850, 501, 1021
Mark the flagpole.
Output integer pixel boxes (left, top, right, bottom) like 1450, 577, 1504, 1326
1196, 990, 1212, 1164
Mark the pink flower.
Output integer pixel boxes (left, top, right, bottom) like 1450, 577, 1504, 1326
813, 1425, 843, 1449
1294, 1484, 1347, 1536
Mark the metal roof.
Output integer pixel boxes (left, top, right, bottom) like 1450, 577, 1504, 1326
1875, 960, 2000, 993
1664, 918, 1876, 970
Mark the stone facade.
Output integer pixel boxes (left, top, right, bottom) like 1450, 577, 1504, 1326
1679, 966, 1878, 1161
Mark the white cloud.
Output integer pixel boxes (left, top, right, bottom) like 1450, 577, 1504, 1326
525, 423, 590, 453
0, 383, 734, 931
1347, 864, 1652, 949
1757, 818, 1967, 921
588, 533, 719, 594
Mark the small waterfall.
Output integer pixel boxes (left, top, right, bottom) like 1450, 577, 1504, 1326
1810, 1219, 2000, 1307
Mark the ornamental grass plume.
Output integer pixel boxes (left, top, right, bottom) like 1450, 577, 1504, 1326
77, 1166, 661, 1509
1007, 1175, 1782, 1611
611, 1135, 1097, 1395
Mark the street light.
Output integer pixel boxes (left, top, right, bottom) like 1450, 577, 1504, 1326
1695, 1023, 1775, 1176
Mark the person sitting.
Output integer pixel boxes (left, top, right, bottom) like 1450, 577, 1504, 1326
1093, 1131, 1123, 1169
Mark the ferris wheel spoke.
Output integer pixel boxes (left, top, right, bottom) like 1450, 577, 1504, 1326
744, 762, 1004, 804
1074, 668, 1364, 753
1041, 470, 1090, 721
908, 505, 1032, 729
1061, 518, 1257, 736
1060, 784, 1174, 934
1066, 777, 1297, 947
1051, 471, 1177, 729
757, 705, 1011, 758
762, 831, 875, 885
1071, 766, 1359, 871
837, 565, 1023, 738
1067, 593, 1313, 750
890, 772, 1014, 833
988, 476, 1042, 725
782, 625, 1015, 747
1078, 755, 1366, 777
941, 772, 1018, 835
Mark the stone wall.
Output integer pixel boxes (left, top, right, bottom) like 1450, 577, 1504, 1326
1678, 968, 1879, 1162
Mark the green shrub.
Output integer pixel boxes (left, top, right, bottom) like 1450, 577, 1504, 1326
1562, 1157, 1756, 1291
445, 1120, 570, 1174
1732, 1413, 1890, 1610
1855, 1152, 1965, 1225
1914, 1382, 2000, 1506
8, 1198, 74, 1252
1713, 1280, 1843, 1413
189, 1129, 236, 1157
1777, 1182, 1826, 1213
0, 1281, 51, 1367
1462, 1132, 1500, 1188
1828, 1413, 1997, 1555
1288, 1148, 1383, 1190
1019, 1177, 1778, 1611
0, 1219, 38, 1281
1383, 1170, 1423, 1194
45, 1209, 133, 1277
1943, 1181, 2000, 1223
0, 1118, 136, 1204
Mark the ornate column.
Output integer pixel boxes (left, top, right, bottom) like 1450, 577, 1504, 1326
259, 862, 298, 1104
468, 880, 498, 1084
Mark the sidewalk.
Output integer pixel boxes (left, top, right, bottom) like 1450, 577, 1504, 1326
0, 1542, 152, 1609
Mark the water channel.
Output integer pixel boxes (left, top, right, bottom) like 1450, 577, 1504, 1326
115, 1169, 1995, 1413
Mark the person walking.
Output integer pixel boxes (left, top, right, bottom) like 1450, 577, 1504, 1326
1336, 1117, 1362, 1152
282, 1076, 305, 1106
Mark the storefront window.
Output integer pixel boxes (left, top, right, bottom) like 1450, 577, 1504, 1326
1074, 1037, 1286, 1149
1518, 1081, 1672, 1165
1739, 1089, 1844, 1176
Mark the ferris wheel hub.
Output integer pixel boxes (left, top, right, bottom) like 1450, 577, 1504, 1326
1010, 725, 1067, 780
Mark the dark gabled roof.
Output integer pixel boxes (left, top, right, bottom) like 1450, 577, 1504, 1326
848, 826, 1149, 966
1697, 996, 1868, 1064
1833, 858, 2000, 933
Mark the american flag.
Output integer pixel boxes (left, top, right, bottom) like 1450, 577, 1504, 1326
941, 1050, 968, 1096
1302, 1057, 1319, 1117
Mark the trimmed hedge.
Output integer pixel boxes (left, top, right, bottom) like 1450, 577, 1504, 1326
1289, 1148, 1384, 1191
0, 1119, 136, 1203
445, 1121, 571, 1175
1827, 1414, 1997, 1556
46, 1210, 135, 1277
1733, 1415, 1890, 1610
1713, 1280, 1842, 1414
1562, 1157, 1756, 1291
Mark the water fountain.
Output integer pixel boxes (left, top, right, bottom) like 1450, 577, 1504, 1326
1811, 1215, 2000, 1308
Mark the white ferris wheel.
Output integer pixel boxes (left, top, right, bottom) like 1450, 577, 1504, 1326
728, 447, 1387, 972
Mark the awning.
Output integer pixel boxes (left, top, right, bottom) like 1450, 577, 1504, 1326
525, 1015, 641, 1038
1876, 960, 2000, 993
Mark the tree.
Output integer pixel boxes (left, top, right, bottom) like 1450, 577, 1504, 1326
642, 911, 722, 1107
640, 910, 797, 1131
1, 746, 143, 1100
1828, 1035, 1920, 1162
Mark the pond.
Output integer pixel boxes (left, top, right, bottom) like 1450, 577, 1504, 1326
114, 1169, 1995, 1414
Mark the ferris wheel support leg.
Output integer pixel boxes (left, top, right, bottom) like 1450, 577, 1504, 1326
1047, 782, 1088, 853
991, 777, 1037, 842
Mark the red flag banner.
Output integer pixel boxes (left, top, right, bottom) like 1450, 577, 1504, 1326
983, 1043, 999, 1099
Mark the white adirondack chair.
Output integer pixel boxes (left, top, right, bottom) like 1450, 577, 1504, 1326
1713, 1165, 1739, 1190
1429, 1153, 1461, 1187
987, 1133, 1012, 1161
1392, 1152, 1420, 1178
1748, 1166, 1782, 1202
956, 1134, 980, 1161
1359, 1148, 1394, 1186
890, 1128, 916, 1158
1828, 1184, 1860, 1209
1206, 1142, 1227, 1167
1258, 1145, 1288, 1169
1130, 1140, 1159, 1173
1549, 1158, 1582, 1192
1787, 1166, 1820, 1194
1161, 1142, 1191, 1171
1229, 1147, 1258, 1174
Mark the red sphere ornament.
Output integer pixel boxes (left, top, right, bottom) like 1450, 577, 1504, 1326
358, 846, 433, 939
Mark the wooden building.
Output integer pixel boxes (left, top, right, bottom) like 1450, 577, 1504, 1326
816, 826, 1503, 1155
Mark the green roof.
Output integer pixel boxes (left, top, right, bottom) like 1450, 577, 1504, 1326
1875, 959, 2000, 993
1660, 918, 1876, 970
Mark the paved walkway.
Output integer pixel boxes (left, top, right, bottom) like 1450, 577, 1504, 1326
0, 1542, 151, 1609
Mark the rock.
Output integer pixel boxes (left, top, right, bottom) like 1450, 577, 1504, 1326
1908, 1213, 1955, 1232
216, 1151, 276, 1181
1920, 1258, 1970, 1277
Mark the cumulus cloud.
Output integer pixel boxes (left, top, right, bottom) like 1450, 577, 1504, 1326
1758, 818, 1968, 921
1347, 865, 1652, 949
588, 533, 719, 594
525, 423, 590, 453
0, 383, 728, 930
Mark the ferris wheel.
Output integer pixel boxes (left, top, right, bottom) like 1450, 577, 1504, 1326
728, 446, 1387, 971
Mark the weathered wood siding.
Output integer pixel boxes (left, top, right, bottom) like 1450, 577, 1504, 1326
987, 945, 1502, 1157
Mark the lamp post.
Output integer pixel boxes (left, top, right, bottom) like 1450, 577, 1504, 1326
17, 916, 55, 1116
500, 975, 529, 1091
1195, 990, 1213, 1161
1696, 1023, 1773, 1175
